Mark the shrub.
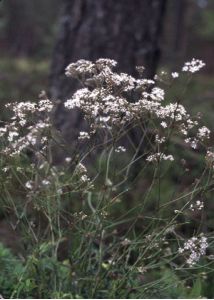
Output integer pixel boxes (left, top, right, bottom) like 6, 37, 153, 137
0, 58, 213, 298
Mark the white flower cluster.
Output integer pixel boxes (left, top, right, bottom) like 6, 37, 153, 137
78, 131, 90, 140
42, 179, 50, 186
1, 58, 209, 172
155, 103, 188, 121
76, 162, 87, 174
155, 134, 166, 144
171, 72, 179, 78
64, 61, 136, 129
206, 150, 214, 167
178, 234, 208, 266
1, 99, 53, 156
189, 200, 204, 211
25, 180, 34, 190
197, 126, 210, 141
184, 125, 210, 149
65, 59, 96, 77
23, 156, 91, 194
115, 146, 126, 153
146, 152, 174, 162
63, 58, 209, 164
184, 137, 198, 149
80, 174, 90, 183
64, 61, 203, 139
25, 177, 51, 191
75, 162, 90, 183
142, 87, 165, 102
182, 58, 205, 73
65, 59, 169, 130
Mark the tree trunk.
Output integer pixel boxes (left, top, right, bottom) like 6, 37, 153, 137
49, 0, 168, 143
162, 0, 192, 68
50, 0, 167, 98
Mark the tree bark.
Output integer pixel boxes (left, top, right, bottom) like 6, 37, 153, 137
49, 0, 168, 142
163, 0, 192, 67
50, 0, 167, 98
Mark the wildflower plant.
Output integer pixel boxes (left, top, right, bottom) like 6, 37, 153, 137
0, 58, 214, 298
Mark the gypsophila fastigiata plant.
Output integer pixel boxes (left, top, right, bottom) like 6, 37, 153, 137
0, 58, 214, 298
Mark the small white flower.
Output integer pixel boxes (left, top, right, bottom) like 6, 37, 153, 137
185, 138, 198, 149
190, 200, 204, 211
197, 126, 210, 140
179, 234, 208, 266
115, 146, 126, 153
76, 163, 87, 174
121, 238, 131, 246
65, 157, 72, 163
65, 59, 95, 77
80, 175, 90, 182
8, 131, 19, 142
160, 121, 167, 128
182, 58, 205, 73
42, 180, 50, 186
25, 181, 33, 190
57, 188, 63, 195
78, 131, 90, 140
96, 58, 117, 69
155, 134, 166, 144
146, 152, 174, 162
172, 72, 179, 78
0, 127, 7, 137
